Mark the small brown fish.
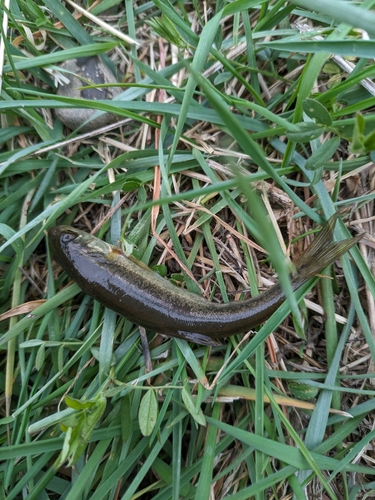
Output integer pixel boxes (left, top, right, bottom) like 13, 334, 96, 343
48, 214, 362, 345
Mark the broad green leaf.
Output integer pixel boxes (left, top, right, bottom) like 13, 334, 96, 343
287, 122, 325, 143
288, 382, 319, 401
303, 98, 332, 126
122, 177, 143, 192
305, 137, 340, 170
181, 387, 206, 427
151, 264, 168, 277
139, 390, 158, 437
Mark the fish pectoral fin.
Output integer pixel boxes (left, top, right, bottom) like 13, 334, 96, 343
176, 330, 222, 346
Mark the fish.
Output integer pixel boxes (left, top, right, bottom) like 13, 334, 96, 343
48, 213, 363, 346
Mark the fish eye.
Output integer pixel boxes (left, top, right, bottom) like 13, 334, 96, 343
60, 229, 78, 244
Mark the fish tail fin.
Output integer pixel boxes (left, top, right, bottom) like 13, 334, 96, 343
292, 213, 363, 288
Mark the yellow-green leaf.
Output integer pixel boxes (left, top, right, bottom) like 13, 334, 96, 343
139, 390, 158, 437
181, 387, 206, 427
65, 395, 96, 410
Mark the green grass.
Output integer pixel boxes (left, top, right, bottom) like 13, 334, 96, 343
1, 0, 375, 498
